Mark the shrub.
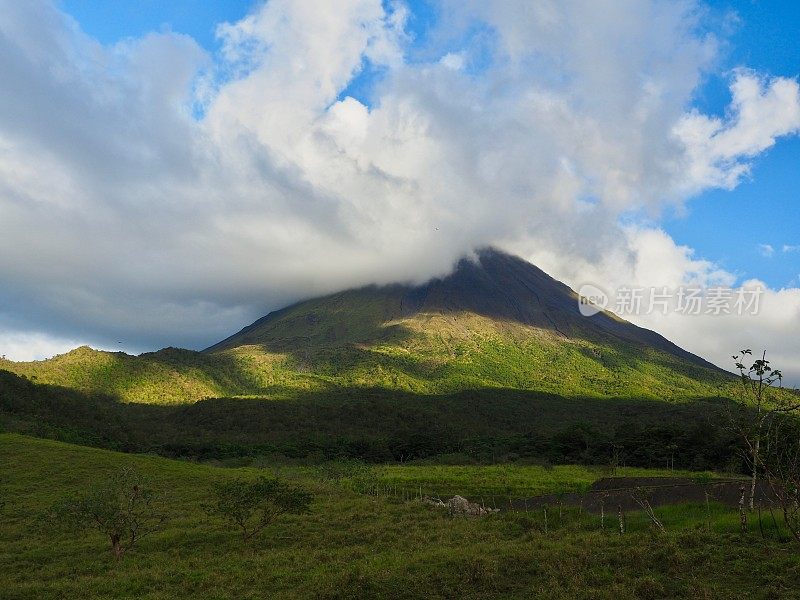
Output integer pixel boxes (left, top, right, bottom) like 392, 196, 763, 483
316, 459, 379, 494
205, 476, 312, 543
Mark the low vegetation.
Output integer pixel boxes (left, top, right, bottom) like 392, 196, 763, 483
2, 434, 800, 599
205, 476, 312, 544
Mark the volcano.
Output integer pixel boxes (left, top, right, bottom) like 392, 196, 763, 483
201, 248, 724, 400
208, 248, 716, 368
2, 248, 727, 404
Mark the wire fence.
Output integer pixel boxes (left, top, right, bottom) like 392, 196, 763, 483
338, 478, 791, 538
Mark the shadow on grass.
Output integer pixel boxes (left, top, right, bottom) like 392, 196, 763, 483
1, 369, 745, 469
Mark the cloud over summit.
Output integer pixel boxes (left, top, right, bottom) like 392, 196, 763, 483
0, 0, 799, 381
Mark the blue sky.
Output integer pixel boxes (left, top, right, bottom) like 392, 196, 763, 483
60, 0, 800, 289
59, 0, 254, 50
670, 0, 800, 288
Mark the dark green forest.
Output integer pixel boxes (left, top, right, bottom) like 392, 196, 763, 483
0, 369, 743, 471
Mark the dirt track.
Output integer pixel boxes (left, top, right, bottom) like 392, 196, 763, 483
509, 476, 772, 513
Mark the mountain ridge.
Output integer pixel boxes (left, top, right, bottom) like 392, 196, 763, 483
0, 248, 730, 404
205, 247, 720, 373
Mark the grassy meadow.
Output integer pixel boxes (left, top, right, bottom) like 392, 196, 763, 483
373, 463, 717, 501
2, 433, 798, 600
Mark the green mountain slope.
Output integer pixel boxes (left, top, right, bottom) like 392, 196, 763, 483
0, 249, 729, 404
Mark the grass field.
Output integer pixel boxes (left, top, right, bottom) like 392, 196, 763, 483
373, 463, 714, 500
2, 434, 798, 599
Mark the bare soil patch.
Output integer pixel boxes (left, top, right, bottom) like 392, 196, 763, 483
509, 476, 770, 513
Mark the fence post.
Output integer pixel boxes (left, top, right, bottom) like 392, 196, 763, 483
543, 505, 548, 534
739, 485, 748, 535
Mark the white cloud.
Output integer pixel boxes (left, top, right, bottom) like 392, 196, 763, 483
783, 244, 800, 253
759, 243, 775, 257
0, 0, 799, 384
439, 52, 465, 70
674, 70, 800, 193
525, 227, 800, 384
0, 329, 86, 362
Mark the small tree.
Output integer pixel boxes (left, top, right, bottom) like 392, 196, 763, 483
205, 476, 312, 544
49, 467, 166, 561
761, 416, 800, 543
731, 350, 798, 510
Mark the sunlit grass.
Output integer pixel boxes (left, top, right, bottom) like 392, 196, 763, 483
2, 434, 798, 600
